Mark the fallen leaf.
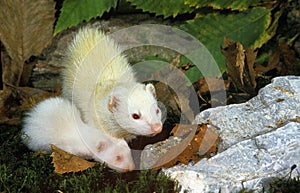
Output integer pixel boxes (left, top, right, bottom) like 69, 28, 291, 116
274, 40, 300, 76
194, 77, 230, 94
153, 124, 197, 168
277, 40, 300, 75
255, 40, 300, 77
153, 124, 219, 169
197, 126, 219, 156
221, 37, 257, 95
0, 84, 60, 124
16, 86, 61, 111
193, 77, 229, 107
0, 0, 56, 125
0, 0, 55, 86
0, 89, 22, 125
51, 144, 95, 174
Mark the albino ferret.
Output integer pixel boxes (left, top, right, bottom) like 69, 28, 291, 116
62, 27, 163, 141
22, 97, 135, 172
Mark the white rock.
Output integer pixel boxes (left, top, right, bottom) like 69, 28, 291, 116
195, 76, 300, 151
164, 122, 300, 193
163, 76, 300, 193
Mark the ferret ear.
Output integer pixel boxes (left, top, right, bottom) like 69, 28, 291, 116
108, 96, 119, 113
145, 84, 156, 98
97, 142, 106, 152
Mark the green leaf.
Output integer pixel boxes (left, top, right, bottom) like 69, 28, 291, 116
184, 66, 202, 85
178, 55, 193, 67
54, 0, 118, 35
127, 0, 193, 18
184, 0, 271, 11
181, 7, 273, 74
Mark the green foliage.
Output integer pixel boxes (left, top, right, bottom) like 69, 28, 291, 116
127, 0, 193, 18
53, 0, 284, 84
184, 0, 271, 11
181, 7, 273, 74
123, 1, 279, 81
54, 0, 118, 35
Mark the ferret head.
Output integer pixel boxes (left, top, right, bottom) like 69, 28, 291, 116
92, 139, 135, 172
109, 83, 163, 136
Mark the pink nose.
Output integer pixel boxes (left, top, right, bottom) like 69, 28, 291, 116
113, 162, 135, 172
151, 123, 163, 134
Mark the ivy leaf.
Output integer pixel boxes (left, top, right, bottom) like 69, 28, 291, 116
54, 0, 118, 35
127, 0, 193, 18
181, 7, 273, 74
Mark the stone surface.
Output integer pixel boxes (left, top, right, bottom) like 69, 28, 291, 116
195, 76, 300, 152
163, 76, 300, 193
140, 136, 183, 169
163, 122, 300, 193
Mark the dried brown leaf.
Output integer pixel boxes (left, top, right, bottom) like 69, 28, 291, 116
170, 123, 193, 136
7, 82, 60, 111
0, 0, 55, 86
152, 124, 197, 169
51, 144, 96, 174
0, 89, 21, 125
0, 84, 60, 125
277, 40, 300, 75
245, 48, 257, 87
255, 40, 300, 76
221, 37, 257, 95
236, 42, 246, 85
194, 77, 230, 93
0, 0, 55, 61
20, 89, 61, 111
255, 51, 279, 77
197, 126, 219, 156
154, 124, 219, 170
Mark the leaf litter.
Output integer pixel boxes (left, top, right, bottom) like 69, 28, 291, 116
51, 144, 96, 174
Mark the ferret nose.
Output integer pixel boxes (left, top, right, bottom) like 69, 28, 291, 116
151, 123, 162, 134
128, 162, 135, 171
116, 163, 135, 172
122, 162, 135, 172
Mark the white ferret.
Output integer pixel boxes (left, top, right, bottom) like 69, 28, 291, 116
22, 97, 135, 172
62, 27, 163, 141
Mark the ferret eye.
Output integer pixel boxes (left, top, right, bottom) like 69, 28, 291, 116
156, 109, 160, 114
132, 113, 140, 119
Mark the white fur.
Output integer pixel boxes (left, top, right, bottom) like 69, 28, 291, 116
22, 97, 135, 172
62, 27, 162, 140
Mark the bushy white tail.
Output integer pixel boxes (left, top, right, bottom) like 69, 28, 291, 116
62, 27, 136, 124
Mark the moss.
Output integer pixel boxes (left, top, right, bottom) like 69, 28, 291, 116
0, 125, 178, 193
268, 174, 300, 193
